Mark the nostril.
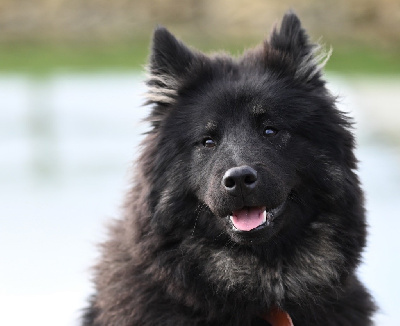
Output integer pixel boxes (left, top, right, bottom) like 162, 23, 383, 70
223, 176, 236, 189
244, 174, 257, 185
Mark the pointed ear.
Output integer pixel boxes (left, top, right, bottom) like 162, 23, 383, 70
269, 12, 311, 60
146, 27, 196, 105
266, 11, 331, 83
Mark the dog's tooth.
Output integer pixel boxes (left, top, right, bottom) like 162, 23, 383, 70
229, 216, 237, 230
262, 210, 267, 223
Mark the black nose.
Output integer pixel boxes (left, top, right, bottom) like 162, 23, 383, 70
222, 165, 258, 196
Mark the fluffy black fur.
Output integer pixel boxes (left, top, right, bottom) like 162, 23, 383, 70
83, 12, 375, 326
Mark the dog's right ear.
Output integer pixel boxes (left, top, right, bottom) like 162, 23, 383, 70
146, 27, 196, 106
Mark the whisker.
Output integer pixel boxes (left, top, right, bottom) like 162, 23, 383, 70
192, 203, 206, 236
214, 231, 225, 241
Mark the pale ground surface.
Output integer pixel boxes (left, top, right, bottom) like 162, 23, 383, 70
0, 73, 399, 326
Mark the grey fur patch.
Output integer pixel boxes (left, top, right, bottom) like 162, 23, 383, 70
203, 249, 285, 303
283, 218, 346, 301
145, 67, 180, 105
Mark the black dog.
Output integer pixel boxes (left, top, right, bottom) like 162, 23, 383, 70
83, 12, 375, 325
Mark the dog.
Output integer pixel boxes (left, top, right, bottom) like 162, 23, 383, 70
82, 11, 375, 326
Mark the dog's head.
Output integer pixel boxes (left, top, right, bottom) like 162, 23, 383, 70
142, 12, 357, 246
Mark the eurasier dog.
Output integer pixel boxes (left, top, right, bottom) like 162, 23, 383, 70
83, 12, 375, 326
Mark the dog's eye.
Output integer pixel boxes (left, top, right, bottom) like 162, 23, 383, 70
203, 137, 216, 148
263, 127, 278, 137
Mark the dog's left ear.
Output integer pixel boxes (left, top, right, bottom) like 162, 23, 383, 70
267, 11, 331, 84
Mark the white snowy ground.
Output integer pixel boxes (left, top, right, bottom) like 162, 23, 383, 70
0, 73, 399, 326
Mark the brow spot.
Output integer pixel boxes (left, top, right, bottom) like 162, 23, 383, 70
251, 103, 265, 116
206, 121, 218, 133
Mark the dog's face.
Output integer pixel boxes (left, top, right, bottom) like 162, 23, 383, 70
185, 78, 305, 244
144, 13, 355, 245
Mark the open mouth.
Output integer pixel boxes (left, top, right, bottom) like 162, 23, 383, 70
229, 202, 285, 232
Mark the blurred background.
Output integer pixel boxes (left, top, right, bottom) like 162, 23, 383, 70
1, 1, 399, 325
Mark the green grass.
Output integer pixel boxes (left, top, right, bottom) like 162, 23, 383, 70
326, 45, 400, 75
1, 40, 399, 75
0, 41, 150, 74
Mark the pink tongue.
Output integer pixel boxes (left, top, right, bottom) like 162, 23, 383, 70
231, 207, 265, 231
